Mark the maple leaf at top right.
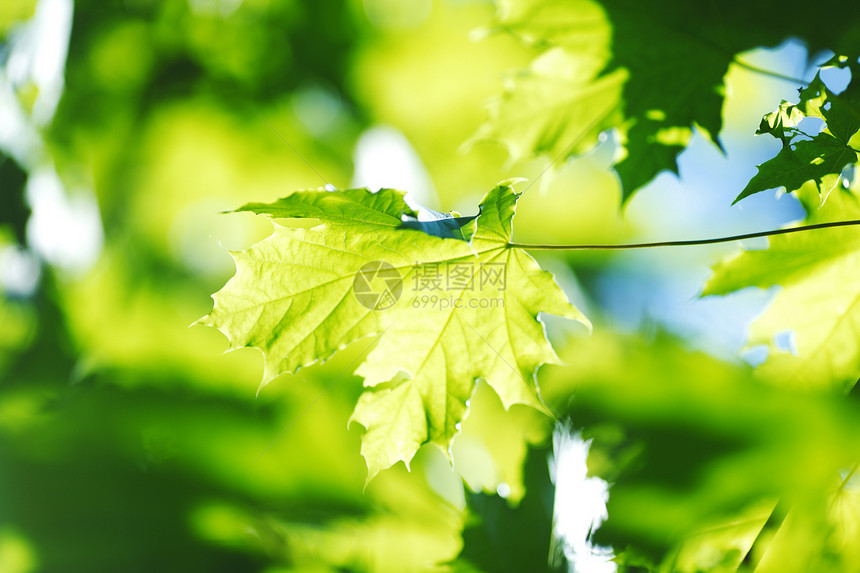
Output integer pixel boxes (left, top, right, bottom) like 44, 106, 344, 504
735, 55, 860, 206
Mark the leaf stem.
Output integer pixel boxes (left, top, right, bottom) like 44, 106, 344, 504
731, 57, 860, 123
731, 58, 809, 85
506, 219, 860, 251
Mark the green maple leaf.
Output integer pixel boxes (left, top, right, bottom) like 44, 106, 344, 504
199, 183, 587, 481
705, 186, 860, 392
479, 0, 860, 200
735, 59, 860, 204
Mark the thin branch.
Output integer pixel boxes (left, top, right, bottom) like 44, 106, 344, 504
732, 57, 860, 124
255, 109, 331, 186
732, 58, 809, 85
506, 219, 860, 251
521, 100, 621, 195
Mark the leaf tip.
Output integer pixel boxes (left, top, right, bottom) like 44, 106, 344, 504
362, 466, 383, 491
731, 190, 749, 206
497, 177, 528, 189
574, 312, 593, 333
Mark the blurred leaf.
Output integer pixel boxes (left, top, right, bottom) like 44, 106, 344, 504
666, 501, 773, 573
453, 381, 551, 503
470, 46, 626, 173
454, 443, 565, 573
750, 478, 860, 573
544, 333, 860, 568
188, 463, 464, 573
705, 186, 860, 392
0, 0, 35, 35
0, 152, 29, 246
201, 184, 586, 481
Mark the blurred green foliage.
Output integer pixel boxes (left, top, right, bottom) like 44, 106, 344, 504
0, 0, 36, 34
542, 332, 860, 571
2, 0, 859, 571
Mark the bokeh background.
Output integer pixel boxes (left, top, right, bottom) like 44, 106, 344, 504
0, 1, 844, 571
